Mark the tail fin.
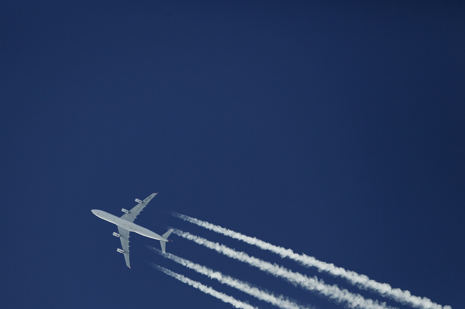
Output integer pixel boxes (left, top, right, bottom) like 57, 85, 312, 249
160, 229, 174, 253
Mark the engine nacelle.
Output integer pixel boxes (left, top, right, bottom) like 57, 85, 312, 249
117, 248, 125, 254
112, 232, 120, 238
121, 208, 129, 213
135, 198, 143, 203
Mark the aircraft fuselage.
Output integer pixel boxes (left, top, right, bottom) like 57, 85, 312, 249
91, 209, 167, 241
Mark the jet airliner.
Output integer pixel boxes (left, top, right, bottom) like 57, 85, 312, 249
92, 193, 173, 268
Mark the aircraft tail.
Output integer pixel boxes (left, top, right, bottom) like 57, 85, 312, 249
160, 229, 174, 253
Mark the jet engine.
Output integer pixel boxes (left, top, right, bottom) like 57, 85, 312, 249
121, 208, 129, 213
117, 248, 125, 254
135, 198, 143, 203
112, 232, 120, 237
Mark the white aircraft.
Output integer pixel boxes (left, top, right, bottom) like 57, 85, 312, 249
91, 193, 173, 268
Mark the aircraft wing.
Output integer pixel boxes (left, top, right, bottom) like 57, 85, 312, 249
117, 226, 131, 268
121, 193, 157, 223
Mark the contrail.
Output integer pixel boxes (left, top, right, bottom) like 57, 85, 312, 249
172, 229, 396, 309
150, 248, 313, 309
151, 264, 257, 309
173, 213, 451, 309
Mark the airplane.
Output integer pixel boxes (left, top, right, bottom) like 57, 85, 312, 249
91, 193, 173, 268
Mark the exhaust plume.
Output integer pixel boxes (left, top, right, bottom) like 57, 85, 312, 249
150, 248, 312, 309
173, 213, 451, 309
151, 264, 257, 309
173, 229, 395, 309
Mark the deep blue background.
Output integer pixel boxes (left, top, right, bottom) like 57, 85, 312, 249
2, 1, 464, 309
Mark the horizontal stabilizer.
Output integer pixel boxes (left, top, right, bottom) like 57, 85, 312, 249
160, 240, 166, 253
160, 229, 174, 253
162, 229, 174, 240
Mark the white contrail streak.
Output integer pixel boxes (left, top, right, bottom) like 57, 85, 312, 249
173, 229, 396, 309
151, 264, 257, 309
150, 248, 312, 309
173, 213, 451, 309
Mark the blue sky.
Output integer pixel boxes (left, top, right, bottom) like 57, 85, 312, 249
2, 1, 464, 309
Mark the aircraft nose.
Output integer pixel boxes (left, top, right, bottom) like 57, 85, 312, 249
91, 209, 98, 216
